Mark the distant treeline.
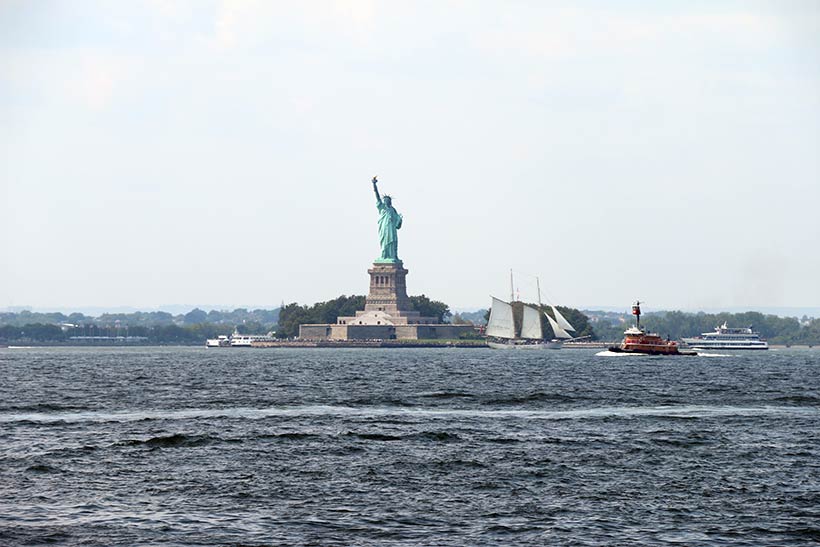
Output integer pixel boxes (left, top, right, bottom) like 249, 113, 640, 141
0, 308, 281, 345
452, 309, 489, 325
0, 308, 280, 328
276, 295, 451, 338
4, 307, 818, 345
590, 310, 820, 345
0, 323, 247, 345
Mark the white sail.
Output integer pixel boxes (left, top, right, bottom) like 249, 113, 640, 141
520, 305, 543, 340
545, 312, 572, 339
486, 297, 515, 339
551, 305, 576, 332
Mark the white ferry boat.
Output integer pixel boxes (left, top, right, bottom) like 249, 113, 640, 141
206, 331, 276, 348
205, 335, 230, 348
681, 323, 769, 350
229, 333, 275, 347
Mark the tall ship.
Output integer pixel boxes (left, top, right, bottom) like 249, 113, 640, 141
485, 273, 578, 350
682, 323, 768, 350
608, 301, 695, 356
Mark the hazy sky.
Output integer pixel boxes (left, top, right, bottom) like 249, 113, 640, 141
2, 1, 819, 312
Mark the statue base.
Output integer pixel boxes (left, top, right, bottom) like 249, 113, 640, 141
299, 261, 475, 341
364, 262, 412, 314
333, 262, 435, 326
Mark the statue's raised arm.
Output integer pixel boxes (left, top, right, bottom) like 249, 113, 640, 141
372, 176, 382, 205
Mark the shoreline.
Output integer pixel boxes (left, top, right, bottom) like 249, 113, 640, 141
4, 342, 817, 350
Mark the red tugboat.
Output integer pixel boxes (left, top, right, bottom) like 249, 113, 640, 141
608, 302, 697, 355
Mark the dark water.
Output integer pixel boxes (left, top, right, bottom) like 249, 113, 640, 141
1, 347, 819, 546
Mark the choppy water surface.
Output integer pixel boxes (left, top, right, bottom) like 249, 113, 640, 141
1, 347, 818, 546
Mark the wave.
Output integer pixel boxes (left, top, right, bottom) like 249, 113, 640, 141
258, 432, 321, 440
773, 395, 820, 405
25, 463, 61, 473
340, 397, 417, 407
484, 392, 581, 405
344, 432, 403, 441
0, 403, 92, 413
416, 391, 474, 399
595, 350, 649, 357
118, 433, 222, 448
2, 404, 817, 425
344, 431, 461, 442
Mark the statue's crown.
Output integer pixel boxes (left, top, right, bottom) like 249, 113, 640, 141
383, 194, 392, 200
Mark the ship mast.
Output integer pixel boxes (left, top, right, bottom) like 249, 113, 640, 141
510, 269, 515, 303
632, 301, 641, 329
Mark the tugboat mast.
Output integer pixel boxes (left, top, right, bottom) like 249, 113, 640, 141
632, 301, 642, 330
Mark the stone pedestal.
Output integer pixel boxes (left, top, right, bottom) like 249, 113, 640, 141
365, 261, 411, 314
299, 260, 476, 341
334, 261, 438, 327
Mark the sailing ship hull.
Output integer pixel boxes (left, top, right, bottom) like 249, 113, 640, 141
488, 340, 562, 350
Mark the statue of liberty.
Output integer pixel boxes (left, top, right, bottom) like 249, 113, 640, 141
372, 176, 402, 263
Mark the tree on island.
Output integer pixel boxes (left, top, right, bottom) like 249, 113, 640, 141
409, 295, 450, 323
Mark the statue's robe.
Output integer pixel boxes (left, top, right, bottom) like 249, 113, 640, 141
377, 201, 402, 260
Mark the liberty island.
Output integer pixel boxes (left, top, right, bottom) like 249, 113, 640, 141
298, 177, 473, 341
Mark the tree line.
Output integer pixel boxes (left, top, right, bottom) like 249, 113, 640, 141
0, 323, 239, 344
0, 308, 280, 328
5, 306, 818, 345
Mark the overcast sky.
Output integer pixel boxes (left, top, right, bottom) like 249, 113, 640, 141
1, 1, 818, 313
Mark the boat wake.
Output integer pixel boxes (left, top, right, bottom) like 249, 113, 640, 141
595, 350, 648, 357
695, 352, 733, 357
3, 404, 816, 425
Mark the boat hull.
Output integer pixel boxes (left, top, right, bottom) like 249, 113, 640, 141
488, 341, 562, 350
608, 345, 697, 356
687, 346, 767, 350
681, 340, 768, 350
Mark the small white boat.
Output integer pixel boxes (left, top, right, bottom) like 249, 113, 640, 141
206, 330, 276, 348
205, 335, 230, 348
229, 329, 276, 347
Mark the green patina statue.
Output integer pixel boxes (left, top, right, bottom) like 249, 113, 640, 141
372, 176, 402, 263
